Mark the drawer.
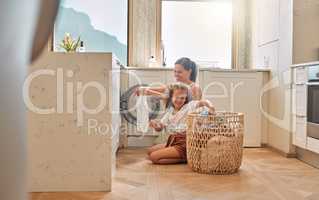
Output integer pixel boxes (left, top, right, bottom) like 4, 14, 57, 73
294, 84, 307, 116
294, 67, 308, 84
307, 137, 319, 154
295, 116, 307, 136
293, 116, 307, 148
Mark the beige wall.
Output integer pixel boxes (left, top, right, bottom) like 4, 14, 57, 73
293, 0, 319, 64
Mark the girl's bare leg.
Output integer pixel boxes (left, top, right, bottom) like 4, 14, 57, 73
147, 143, 166, 156
149, 147, 185, 164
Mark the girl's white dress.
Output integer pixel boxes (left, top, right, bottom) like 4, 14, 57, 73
160, 101, 199, 133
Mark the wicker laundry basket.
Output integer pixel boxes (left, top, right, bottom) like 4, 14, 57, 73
186, 112, 244, 175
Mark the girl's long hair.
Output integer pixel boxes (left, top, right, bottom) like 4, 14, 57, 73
165, 82, 192, 109
175, 57, 198, 82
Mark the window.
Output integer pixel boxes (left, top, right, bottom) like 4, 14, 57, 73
161, 0, 233, 68
54, 0, 128, 65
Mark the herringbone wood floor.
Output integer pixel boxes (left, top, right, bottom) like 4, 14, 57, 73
30, 148, 319, 200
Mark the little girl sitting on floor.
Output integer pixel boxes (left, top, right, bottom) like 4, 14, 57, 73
147, 82, 215, 164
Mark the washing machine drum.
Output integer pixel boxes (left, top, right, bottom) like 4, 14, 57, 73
120, 84, 162, 125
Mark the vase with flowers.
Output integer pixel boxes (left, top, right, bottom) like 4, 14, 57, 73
59, 33, 81, 52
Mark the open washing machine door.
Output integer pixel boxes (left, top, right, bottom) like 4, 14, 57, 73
120, 84, 162, 125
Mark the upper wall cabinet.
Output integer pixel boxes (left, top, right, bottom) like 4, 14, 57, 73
257, 0, 280, 46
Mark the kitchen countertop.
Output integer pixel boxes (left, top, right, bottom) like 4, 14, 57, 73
291, 61, 319, 68
122, 66, 271, 72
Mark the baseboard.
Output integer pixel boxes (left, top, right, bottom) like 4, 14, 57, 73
296, 147, 319, 169
261, 143, 297, 158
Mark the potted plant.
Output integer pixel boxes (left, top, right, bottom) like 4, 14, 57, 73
59, 33, 81, 52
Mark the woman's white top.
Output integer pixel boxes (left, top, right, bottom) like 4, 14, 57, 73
161, 101, 199, 133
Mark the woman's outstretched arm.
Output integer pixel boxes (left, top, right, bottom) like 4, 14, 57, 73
135, 86, 168, 100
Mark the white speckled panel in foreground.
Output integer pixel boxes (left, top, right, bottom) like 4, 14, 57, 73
27, 53, 120, 192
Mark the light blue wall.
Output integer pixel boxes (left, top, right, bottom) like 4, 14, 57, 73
54, 0, 128, 65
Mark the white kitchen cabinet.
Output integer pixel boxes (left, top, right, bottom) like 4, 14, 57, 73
291, 64, 319, 156
294, 84, 307, 117
251, 0, 293, 153
122, 68, 269, 147
291, 66, 308, 149
201, 75, 231, 112
294, 67, 308, 84
201, 71, 266, 147
292, 116, 307, 148
257, 0, 280, 46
